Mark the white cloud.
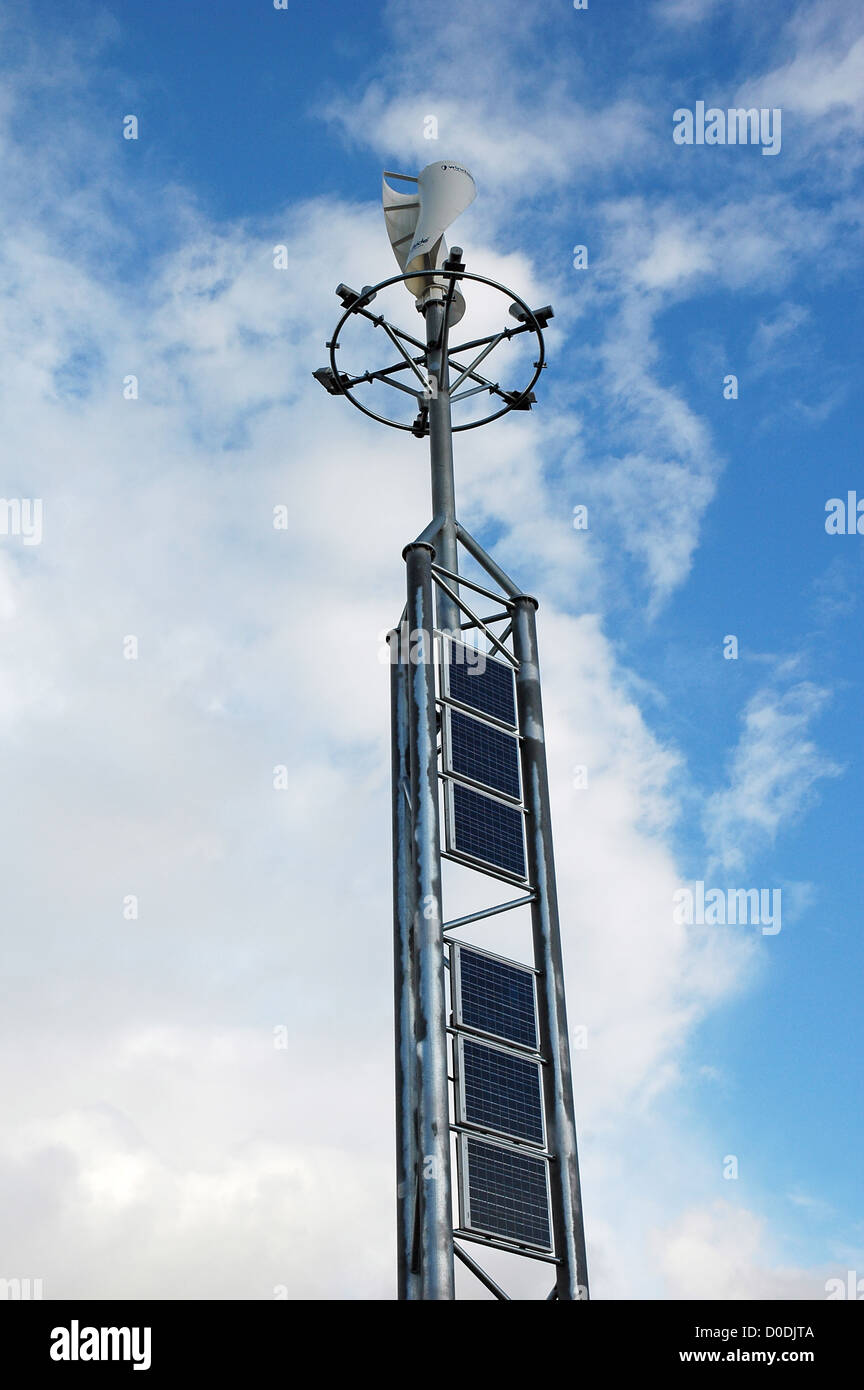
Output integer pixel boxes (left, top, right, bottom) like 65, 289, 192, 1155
736, 9, 864, 126
654, 1202, 829, 1299
0, 0, 849, 1302
704, 682, 843, 874
750, 301, 810, 356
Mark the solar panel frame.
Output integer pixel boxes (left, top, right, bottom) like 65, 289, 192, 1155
457, 1133, 553, 1254
440, 634, 518, 731
444, 779, 528, 883
451, 942, 540, 1053
455, 1034, 546, 1148
442, 705, 522, 804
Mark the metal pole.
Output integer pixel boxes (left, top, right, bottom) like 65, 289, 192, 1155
404, 541, 455, 1300
424, 300, 460, 637
389, 631, 421, 1300
511, 595, 590, 1302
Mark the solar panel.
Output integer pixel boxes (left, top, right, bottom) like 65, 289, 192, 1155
443, 637, 517, 728
453, 945, 538, 1050
459, 1135, 552, 1252
457, 1037, 545, 1146
447, 781, 526, 880
444, 708, 521, 802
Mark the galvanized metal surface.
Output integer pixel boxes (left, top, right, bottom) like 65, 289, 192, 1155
371, 262, 590, 1300
404, 542, 455, 1300
453, 1241, 511, 1301
455, 522, 521, 599
511, 596, 590, 1301
389, 640, 421, 1300
424, 302, 461, 638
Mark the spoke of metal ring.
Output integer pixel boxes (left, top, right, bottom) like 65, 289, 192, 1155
380, 321, 433, 389
345, 341, 506, 403
344, 358, 421, 389
448, 321, 532, 357
346, 316, 509, 396
375, 376, 423, 400
450, 382, 498, 404
448, 332, 506, 396
327, 267, 547, 433
448, 359, 509, 398
354, 306, 428, 354
348, 362, 425, 397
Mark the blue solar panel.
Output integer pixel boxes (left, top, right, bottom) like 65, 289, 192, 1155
446, 709, 521, 801
458, 1038, 544, 1145
449, 782, 526, 880
461, 1136, 552, 1251
445, 639, 517, 728
455, 946, 538, 1050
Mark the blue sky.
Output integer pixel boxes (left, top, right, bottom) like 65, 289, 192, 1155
0, 0, 861, 1298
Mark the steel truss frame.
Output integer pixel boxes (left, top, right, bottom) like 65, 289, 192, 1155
390, 519, 590, 1301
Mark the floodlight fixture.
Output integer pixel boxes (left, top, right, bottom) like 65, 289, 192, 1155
508, 302, 554, 329
334, 280, 377, 308
312, 366, 350, 395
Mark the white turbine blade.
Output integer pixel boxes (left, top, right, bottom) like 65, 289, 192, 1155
382, 168, 469, 321
405, 161, 476, 268
383, 175, 421, 271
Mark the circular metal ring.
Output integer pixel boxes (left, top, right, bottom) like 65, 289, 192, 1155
326, 268, 546, 433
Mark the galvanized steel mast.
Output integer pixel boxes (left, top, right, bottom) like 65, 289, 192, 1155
316, 162, 588, 1301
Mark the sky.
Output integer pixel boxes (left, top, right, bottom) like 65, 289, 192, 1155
0, 0, 861, 1300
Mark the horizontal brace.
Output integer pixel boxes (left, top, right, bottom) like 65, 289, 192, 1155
446, 1025, 546, 1063
437, 767, 523, 809
436, 693, 518, 737
451, 1122, 552, 1154
443, 893, 537, 932
452, 1228, 560, 1266
461, 610, 511, 630
442, 848, 530, 890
